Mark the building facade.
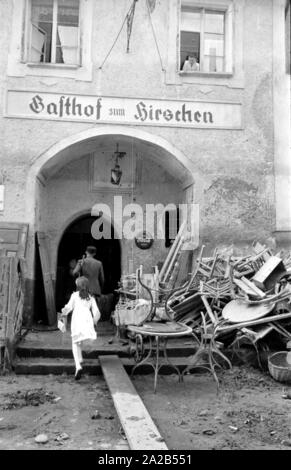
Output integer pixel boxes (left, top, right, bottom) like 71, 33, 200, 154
0, 0, 290, 324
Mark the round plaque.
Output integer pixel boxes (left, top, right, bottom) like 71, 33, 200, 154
135, 231, 154, 250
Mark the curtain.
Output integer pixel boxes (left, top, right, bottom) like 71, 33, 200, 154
57, 25, 78, 64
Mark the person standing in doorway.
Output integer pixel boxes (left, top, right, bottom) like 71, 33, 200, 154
73, 246, 105, 310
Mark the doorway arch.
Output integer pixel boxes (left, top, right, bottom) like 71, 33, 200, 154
26, 126, 200, 278
25, 125, 202, 324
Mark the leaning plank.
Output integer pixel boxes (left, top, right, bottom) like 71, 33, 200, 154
99, 355, 168, 450
36, 232, 56, 326
159, 221, 186, 282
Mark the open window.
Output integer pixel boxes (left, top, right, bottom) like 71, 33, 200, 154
180, 2, 233, 74
27, 0, 80, 65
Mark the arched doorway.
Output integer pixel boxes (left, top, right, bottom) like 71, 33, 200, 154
25, 126, 199, 325
56, 214, 121, 319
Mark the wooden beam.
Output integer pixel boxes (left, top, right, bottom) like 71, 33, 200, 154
159, 221, 186, 282
99, 355, 168, 450
240, 276, 266, 298
36, 232, 56, 326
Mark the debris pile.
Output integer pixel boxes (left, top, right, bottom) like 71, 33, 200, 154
1, 388, 57, 410
114, 237, 291, 357
166, 242, 291, 352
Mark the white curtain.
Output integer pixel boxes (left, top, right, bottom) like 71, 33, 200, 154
30, 24, 46, 62
57, 25, 78, 64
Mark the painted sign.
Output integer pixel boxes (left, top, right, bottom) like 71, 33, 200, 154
5, 90, 242, 129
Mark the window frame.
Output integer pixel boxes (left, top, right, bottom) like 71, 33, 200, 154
179, 1, 233, 76
7, 0, 93, 81
25, 0, 81, 67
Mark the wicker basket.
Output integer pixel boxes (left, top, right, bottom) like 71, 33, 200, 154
268, 352, 291, 384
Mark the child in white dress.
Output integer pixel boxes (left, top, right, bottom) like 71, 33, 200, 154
61, 276, 100, 380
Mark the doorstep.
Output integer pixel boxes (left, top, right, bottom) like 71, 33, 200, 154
13, 356, 196, 376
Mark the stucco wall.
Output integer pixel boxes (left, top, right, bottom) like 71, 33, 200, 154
0, 0, 280, 282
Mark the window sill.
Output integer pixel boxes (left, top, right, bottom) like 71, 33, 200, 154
179, 71, 233, 79
26, 62, 80, 70
8, 59, 93, 81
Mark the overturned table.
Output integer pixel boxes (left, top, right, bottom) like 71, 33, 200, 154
127, 322, 193, 392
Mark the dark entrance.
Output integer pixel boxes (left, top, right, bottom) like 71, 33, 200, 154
56, 214, 121, 319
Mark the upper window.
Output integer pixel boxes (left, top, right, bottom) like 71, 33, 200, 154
180, 4, 231, 74
27, 0, 80, 65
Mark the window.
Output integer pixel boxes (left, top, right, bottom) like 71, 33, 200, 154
27, 0, 80, 65
180, 4, 230, 73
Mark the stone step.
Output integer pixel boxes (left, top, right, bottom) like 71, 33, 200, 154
13, 356, 203, 376
16, 340, 198, 359
16, 344, 131, 359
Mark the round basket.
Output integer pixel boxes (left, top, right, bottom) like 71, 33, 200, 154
268, 352, 291, 384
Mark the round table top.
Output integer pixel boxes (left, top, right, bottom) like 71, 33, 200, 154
222, 299, 275, 324
127, 322, 193, 337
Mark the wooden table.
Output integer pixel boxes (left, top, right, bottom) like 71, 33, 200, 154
127, 322, 193, 392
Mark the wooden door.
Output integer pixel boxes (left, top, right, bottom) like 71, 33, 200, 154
0, 223, 28, 257
36, 232, 56, 326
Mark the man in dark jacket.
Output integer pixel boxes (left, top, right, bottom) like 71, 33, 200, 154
73, 246, 105, 305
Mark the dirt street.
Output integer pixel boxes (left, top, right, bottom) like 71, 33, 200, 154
0, 374, 128, 450
0, 366, 291, 450
133, 366, 291, 450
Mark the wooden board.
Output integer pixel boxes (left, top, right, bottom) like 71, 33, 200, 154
0, 223, 28, 258
252, 256, 285, 289
175, 249, 193, 287
36, 232, 56, 326
240, 276, 266, 298
0, 257, 11, 341
99, 355, 168, 450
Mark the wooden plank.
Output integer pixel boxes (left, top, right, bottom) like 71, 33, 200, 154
175, 249, 193, 287
201, 295, 218, 325
252, 256, 285, 289
36, 232, 56, 326
163, 235, 184, 282
159, 221, 186, 282
233, 278, 256, 296
0, 258, 11, 342
241, 276, 266, 298
99, 355, 168, 450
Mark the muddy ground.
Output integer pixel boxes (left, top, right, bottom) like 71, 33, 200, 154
0, 366, 291, 450
134, 366, 291, 450
0, 374, 128, 450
